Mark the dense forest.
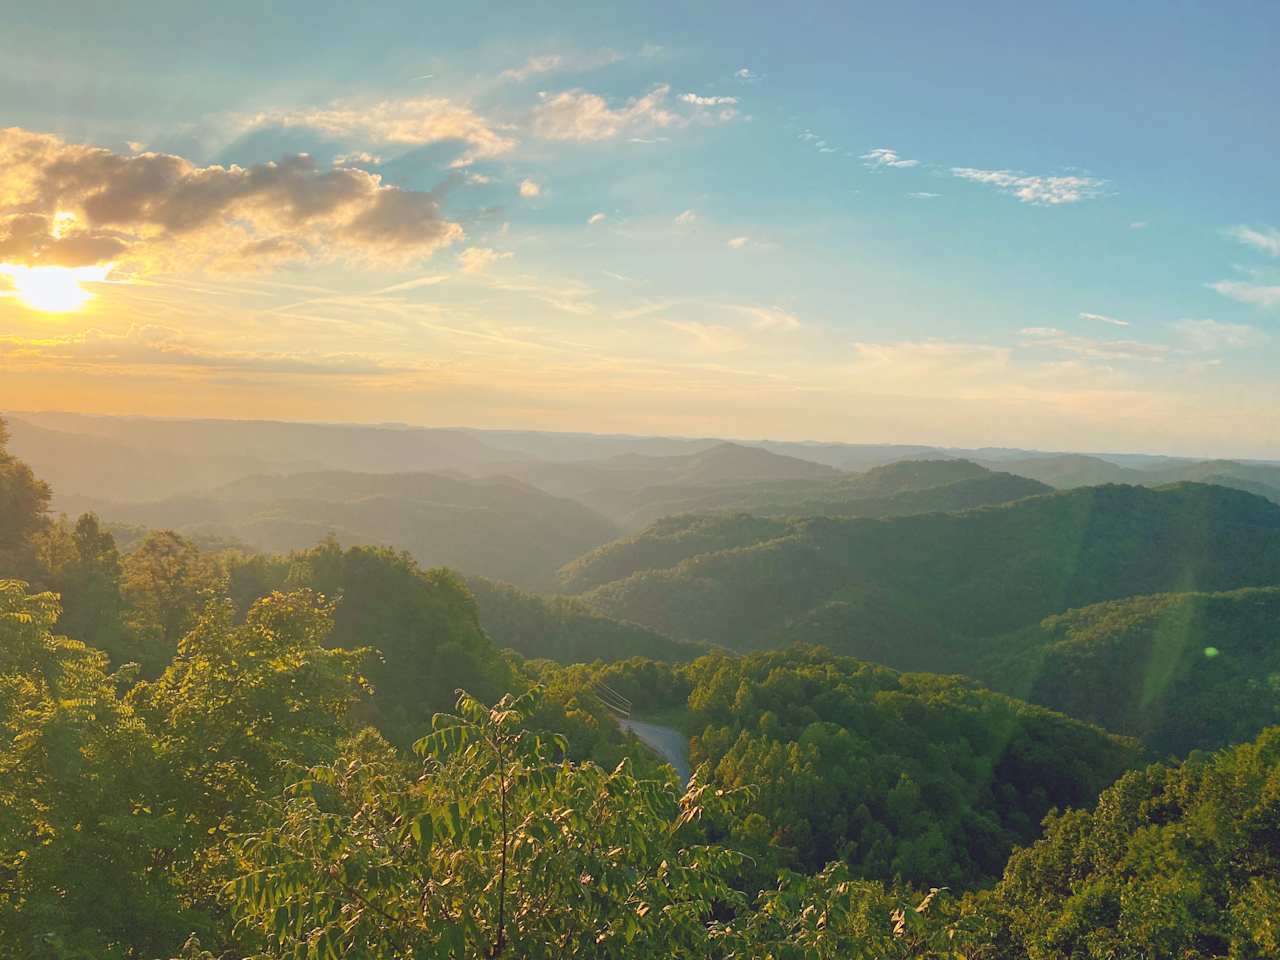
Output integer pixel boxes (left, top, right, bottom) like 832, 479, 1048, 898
2, 414, 1279, 958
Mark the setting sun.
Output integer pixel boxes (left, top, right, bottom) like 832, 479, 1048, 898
0, 263, 111, 313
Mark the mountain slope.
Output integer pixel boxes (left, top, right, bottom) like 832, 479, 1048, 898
66, 470, 618, 590
576, 484, 1280, 660
984, 586, 1280, 754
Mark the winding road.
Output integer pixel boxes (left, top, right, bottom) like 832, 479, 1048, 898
618, 718, 692, 787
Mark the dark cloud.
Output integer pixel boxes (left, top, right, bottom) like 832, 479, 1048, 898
0, 127, 463, 270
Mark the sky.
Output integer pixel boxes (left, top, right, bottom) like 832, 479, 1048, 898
1, 0, 1278, 457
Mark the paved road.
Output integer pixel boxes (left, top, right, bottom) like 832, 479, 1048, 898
618, 718, 691, 786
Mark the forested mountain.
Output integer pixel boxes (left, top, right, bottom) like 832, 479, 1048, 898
588, 647, 1139, 888
984, 586, 1280, 755
4, 415, 1280, 958
60, 470, 618, 590
466, 575, 707, 664
576, 483, 1280, 658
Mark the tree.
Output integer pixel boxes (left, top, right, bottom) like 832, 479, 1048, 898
228, 689, 747, 958
0, 580, 190, 959
120, 530, 224, 675
35, 513, 129, 660
0, 418, 51, 580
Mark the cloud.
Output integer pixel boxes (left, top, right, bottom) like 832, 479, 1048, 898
239, 97, 514, 167
518, 178, 542, 198
587, 212, 606, 225
457, 246, 511, 273
674, 209, 697, 225
907, 192, 940, 200
665, 319, 743, 352
679, 93, 739, 106
849, 340, 1013, 391
734, 305, 800, 331
0, 324, 419, 378
332, 151, 383, 167
951, 167, 1106, 205
499, 49, 631, 82
1079, 311, 1129, 327
1209, 280, 1280, 309
531, 84, 736, 141
1020, 327, 1169, 361
1130, 221, 1148, 230
734, 68, 759, 81
1227, 224, 1280, 257
1174, 318, 1267, 351
0, 128, 463, 273
860, 148, 920, 169
726, 236, 750, 249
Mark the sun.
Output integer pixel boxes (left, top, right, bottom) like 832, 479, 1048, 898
0, 263, 112, 313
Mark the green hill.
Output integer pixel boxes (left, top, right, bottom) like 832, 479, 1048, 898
984, 586, 1280, 755
590, 646, 1138, 887
465, 575, 706, 664
576, 484, 1280, 663
60, 470, 618, 590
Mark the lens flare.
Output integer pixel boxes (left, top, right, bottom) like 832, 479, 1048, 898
0, 263, 112, 313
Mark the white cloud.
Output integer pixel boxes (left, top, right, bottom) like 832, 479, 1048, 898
532, 84, 740, 142
518, 178, 542, 198
665, 319, 743, 352
1020, 327, 1169, 361
907, 192, 940, 200
239, 96, 514, 167
1209, 280, 1280, 309
1079, 311, 1129, 327
951, 167, 1106, 205
674, 209, 697, 225
457, 246, 512, 273
860, 148, 920, 169
734, 67, 759, 81
332, 151, 383, 167
735, 305, 800, 331
679, 93, 739, 106
726, 236, 750, 249
587, 212, 607, 225
1227, 224, 1280, 257
1174, 318, 1267, 351
1130, 221, 1148, 230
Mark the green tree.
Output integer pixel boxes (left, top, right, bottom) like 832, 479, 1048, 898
0, 580, 189, 959
36, 513, 129, 660
120, 530, 224, 675
0, 418, 51, 579
228, 689, 746, 958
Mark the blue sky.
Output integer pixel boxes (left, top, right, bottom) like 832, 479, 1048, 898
1, 1, 1278, 455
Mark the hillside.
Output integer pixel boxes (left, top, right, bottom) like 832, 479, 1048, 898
575, 483, 1280, 661
465, 575, 706, 664
589, 647, 1138, 887
64, 470, 618, 590
983, 586, 1280, 754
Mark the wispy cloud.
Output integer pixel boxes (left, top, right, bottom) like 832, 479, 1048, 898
457, 246, 511, 273
951, 167, 1106, 205
665, 319, 743, 352
532, 84, 739, 141
679, 93, 739, 106
907, 192, 940, 200
1020, 327, 1168, 361
1226, 224, 1280, 257
1209, 280, 1280, 309
734, 67, 759, 81
587, 212, 607, 225
861, 147, 919, 169
238, 96, 514, 167
1079, 311, 1129, 327
726, 236, 750, 249
734, 305, 801, 331
1174, 318, 1267, 351
674, 209, 697, 225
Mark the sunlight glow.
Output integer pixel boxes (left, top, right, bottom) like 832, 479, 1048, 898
0, 263, 112, 313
